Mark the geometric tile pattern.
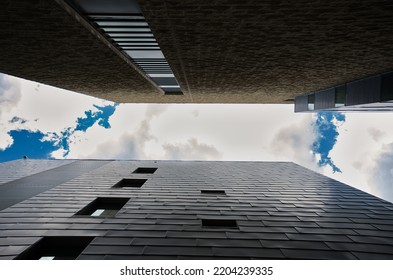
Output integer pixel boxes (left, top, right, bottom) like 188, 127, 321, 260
0, 159, 74, 185
1, 160, 393, 259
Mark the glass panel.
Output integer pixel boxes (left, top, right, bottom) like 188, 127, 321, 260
90, 15, 145, 20
148, 74, 175, 78
335, 85, 346, 107
308, 94, 315, 110
113, 38, 156, 42
117, 42, 158, 47
100, 209, 119, 217
91, 209, 105, 217
108, 33, 154, 37
117, 42, 158, 46
102, 27, 151, 32
160, 85, 181, 88
121, 47, 160, 50
96, 21, 148, 27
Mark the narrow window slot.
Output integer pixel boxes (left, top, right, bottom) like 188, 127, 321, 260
201, 190, 226, 195
201, 219, 238, 228
133, 167, 157, 174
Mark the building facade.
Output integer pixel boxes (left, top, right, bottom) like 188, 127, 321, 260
0, 159, 393, 260
1, 1, 393, 105
295, 71, 393, 112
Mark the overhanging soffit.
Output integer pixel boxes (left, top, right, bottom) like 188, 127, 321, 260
1, 0, 393, 103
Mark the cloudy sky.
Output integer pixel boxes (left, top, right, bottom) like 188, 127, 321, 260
1, 73, 392, 203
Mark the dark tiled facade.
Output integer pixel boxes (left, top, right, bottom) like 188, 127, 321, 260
1, 159, 393, 260
0, 159, 74, 185
295, 71, 393, 112
140, 0, 393, 103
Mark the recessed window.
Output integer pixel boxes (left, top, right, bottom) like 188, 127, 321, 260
112, 178, 147, 188
201, 219, 238, 228
133, 167, 157, 174
201, 190, 226, 195
75, 197, 130, 218
14, 236, 93, 260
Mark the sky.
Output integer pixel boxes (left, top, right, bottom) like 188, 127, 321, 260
0, 72, 393, 203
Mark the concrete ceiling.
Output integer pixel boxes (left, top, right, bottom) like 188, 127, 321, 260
0, 0, 161, 103
139, 0, 393, 103
1, 0, 393, 103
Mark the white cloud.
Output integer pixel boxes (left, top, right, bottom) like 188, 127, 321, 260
366, 143, 393, 203
269, 115, 319, 171
56, 103, 318, 163
0, 74, 23, 149
162, 138, 222, 160
62, 104, 168, 160
368, 127, 386, 142
191, 109, 199, 117
1, 76, 110, 134
145, 104, 169, 119
0, 130, 13, 151
0, 74, 22, 115
80, 132, 139, 160
0, 73, 116, 155
326, 113, 393, 202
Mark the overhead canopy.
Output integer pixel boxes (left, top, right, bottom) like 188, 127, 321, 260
1, 0, 393, 103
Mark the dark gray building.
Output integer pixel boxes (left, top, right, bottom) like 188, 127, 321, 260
295, 71, 393, 112
1, 159, 393, 260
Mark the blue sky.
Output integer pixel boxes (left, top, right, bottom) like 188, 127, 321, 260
312, 112, 345, 173
1, 73, 392, 202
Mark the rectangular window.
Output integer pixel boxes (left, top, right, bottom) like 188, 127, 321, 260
201, 190, 226, 195
201, 219, 238, 228
112, 178, 147, 188
75, 197, 130, 218
14, 236, 94, 260
133, 167, 157, 174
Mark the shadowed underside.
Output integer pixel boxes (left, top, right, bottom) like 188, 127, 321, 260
1, 0, 393, 103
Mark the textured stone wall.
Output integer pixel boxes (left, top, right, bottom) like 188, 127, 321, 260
0, 0, 161, 103
140, 0, 393, 103
2, 1, 393, 103
0, 160, 393, 259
